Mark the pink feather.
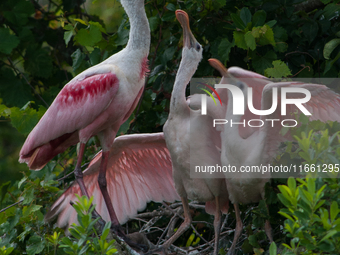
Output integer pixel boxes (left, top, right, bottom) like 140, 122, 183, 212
45, 133, 180, 229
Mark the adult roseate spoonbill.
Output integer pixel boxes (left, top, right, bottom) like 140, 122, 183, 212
210, 59, 340, 254
19, 0, 150, 239
45, 133, 179, 232
161, 11, 229, 255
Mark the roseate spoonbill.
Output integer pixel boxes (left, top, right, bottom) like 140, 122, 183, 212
161, 11, 229, 255
45, 133, 180, 231
210, 59, 340, 254
19, 0, 150, 240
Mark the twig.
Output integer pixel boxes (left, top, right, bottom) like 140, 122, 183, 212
220, 214, 229, 232
170, 201, 206, 210
285, 51, 315, 61
133, 209, 173, 218
155, 206, 183, 246
0, 199, 23, 213
161, 202, 213, 247
291, 65, 311, 78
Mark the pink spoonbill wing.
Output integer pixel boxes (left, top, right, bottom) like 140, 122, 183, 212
45, 132, 180, 229
19, 72, 119, 170
260, 81, 340, 162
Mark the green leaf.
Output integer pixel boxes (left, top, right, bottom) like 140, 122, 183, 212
269, 242, 277, 255
75, 25, 102, 47
166, 3, 176, 11
10, 105, 46, 135
212, 0, 226, 9
287, 177, 296, 194
322, 4, 340, 20
74, 18, 88, 26
330, 201, 339, 222
89, 48, 101, 66
302, 21, 318, 43
252, 50, 277, 74
0, 68, 33, 107
233, 31, 247, 50
115, 24, 129, 46
295, 211, 308, 221
26, 235, 45, 255
3, 0, 35, 26
161, 46, 176, 66
264, 60, 292, 78
161, 12, 176, 21
240, 8, 252, 27
278, 211, 295, 222
324, 51, 340, 74
89, 21, 106, 34
266, 20, 277, 27
0, 28, 20, 54
319, 230, 337, 243
245, 31, 256, 50
0, 181, 11, 204
218, 38, 234, 65
231, 13, 246, 30
248, 234, 260, 248
306, 178, 315, 196
318, 241, 335, 252
273, 26, 288, 52
252, 10, 266, 27
323, 39, 340, 60
258, 25, 275, 46
71, 49, 86, 73
64, 30, 74, 46
149, 16, 159, 32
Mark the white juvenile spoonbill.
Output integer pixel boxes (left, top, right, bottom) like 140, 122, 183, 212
161, 10, 229, 255
19, 0, 150, 241
45, 133, 180, 232
210, 59, 340, 254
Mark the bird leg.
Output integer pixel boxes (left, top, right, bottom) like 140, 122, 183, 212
213, 197, 222, 255
74, 142, 91, 197
74, 142, 105, 224
265, 220, 273, 242
227, 203, 242, 255
97, 151, 148, 252
163, 197, 192, 249
146, 197, 192, 254
265, 204, 273, 243
97, 151, 121, 228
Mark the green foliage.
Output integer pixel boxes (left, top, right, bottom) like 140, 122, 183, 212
265, 60, 292, 78
278, 177, 340, 254
275, 119, 340, 254
57, 195, 117, 255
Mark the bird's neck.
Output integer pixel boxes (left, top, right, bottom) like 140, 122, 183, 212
169, 53, 199, 116
122, 0, 150, 53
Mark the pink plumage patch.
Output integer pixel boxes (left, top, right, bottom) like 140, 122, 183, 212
57, 73, 119, 104
139, 56, 149, 79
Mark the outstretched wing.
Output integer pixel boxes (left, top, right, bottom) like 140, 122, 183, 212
45, 133, 180, 229
19, 65, 120, 169
261, 82, 340, 161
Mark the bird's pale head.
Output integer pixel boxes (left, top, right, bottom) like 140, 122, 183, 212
176, 10, 202, 65
209, 58, 248, 91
